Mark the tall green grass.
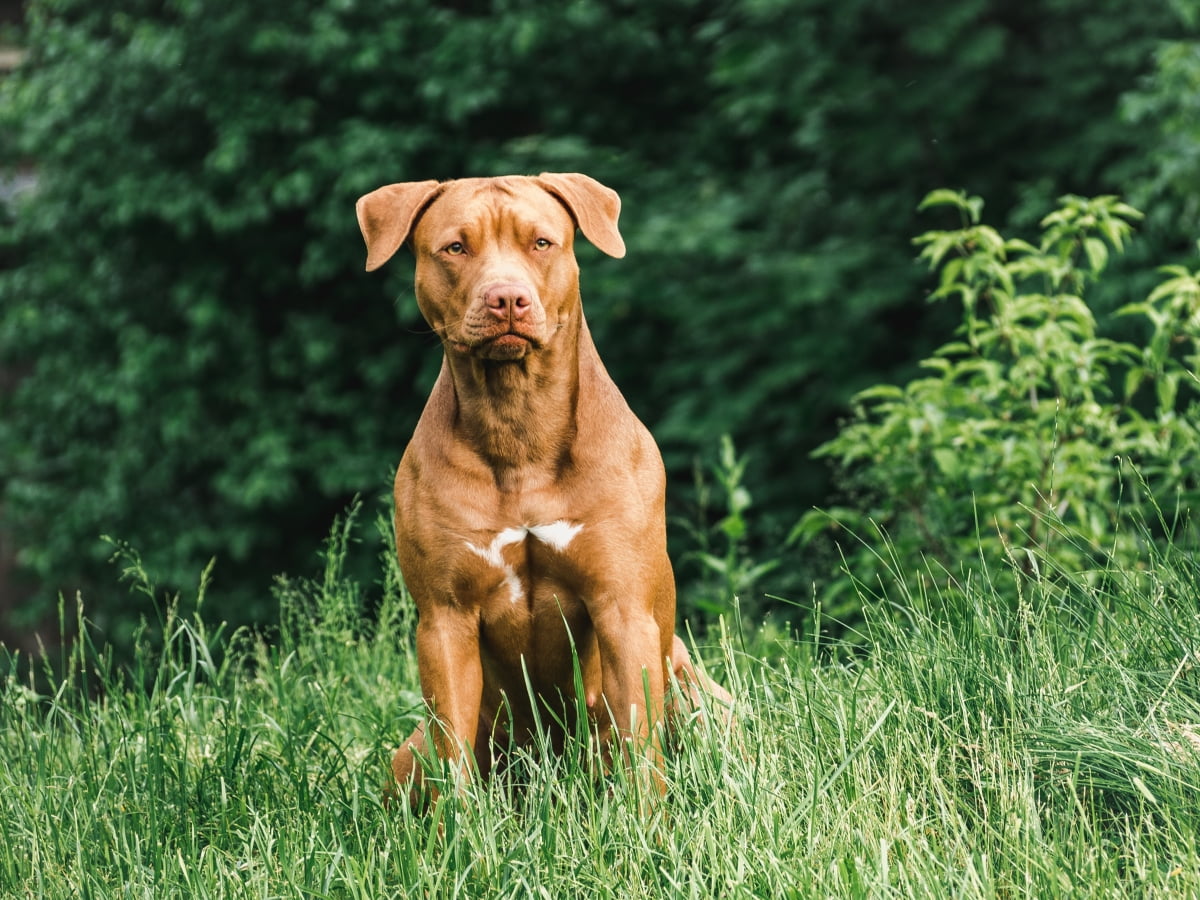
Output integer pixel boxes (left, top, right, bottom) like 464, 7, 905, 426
2, 511, 1198, 898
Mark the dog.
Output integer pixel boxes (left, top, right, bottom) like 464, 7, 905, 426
356, 173, 731, 805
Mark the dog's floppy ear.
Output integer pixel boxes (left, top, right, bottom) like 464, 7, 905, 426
534, 173, 626, 259
355, 181, 442, 272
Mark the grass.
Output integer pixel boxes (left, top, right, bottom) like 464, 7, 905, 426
2, 513, 1200, 899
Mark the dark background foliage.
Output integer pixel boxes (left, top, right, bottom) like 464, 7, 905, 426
0, 0, 1194, 648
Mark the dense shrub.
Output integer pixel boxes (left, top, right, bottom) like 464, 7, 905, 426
798, 191, 1200, 614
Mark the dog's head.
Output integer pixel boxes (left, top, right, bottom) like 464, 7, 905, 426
356, 173, 624, 361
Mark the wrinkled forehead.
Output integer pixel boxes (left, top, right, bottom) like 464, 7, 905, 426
415, 177, 574, 243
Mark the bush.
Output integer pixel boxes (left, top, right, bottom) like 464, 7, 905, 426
798, 191, 1200, 614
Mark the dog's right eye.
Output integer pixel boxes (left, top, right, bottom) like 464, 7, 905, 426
444, 242, 466, 256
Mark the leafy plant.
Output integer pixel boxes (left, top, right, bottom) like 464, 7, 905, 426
798, 191, 1200, 612
681, 435, 781, 622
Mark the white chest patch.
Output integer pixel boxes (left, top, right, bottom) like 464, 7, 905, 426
526, 520, 584, 551
465, 520, 583, 604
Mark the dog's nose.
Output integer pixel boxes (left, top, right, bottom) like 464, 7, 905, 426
483, 283, 533, 320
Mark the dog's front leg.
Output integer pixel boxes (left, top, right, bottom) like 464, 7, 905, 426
588, 602, 667, 796
404, 605, 484, 801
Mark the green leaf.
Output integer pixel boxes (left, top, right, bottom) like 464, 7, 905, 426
1083, 237, 1109, 273
918, 189, 982, 221
932, 448, 959, 477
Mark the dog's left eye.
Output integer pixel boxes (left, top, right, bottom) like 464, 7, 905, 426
533, 238, 553, 251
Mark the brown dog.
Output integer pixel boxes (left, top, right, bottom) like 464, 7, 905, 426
356, 173, 729, 804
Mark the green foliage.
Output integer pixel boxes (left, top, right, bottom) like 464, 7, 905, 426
680, 434, 783, 622
1122, 5, 1200, 234
799, 191, 1200, 611
0, 0, 1186, 641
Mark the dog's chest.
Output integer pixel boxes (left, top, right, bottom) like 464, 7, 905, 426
460, 520, 585, 609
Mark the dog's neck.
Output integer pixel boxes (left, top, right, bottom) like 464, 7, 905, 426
442, 314, 591, 482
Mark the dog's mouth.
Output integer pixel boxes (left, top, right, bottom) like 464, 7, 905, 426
476, 333, 532, 361
451, 331, 539, 360
487, 333, 532, 355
